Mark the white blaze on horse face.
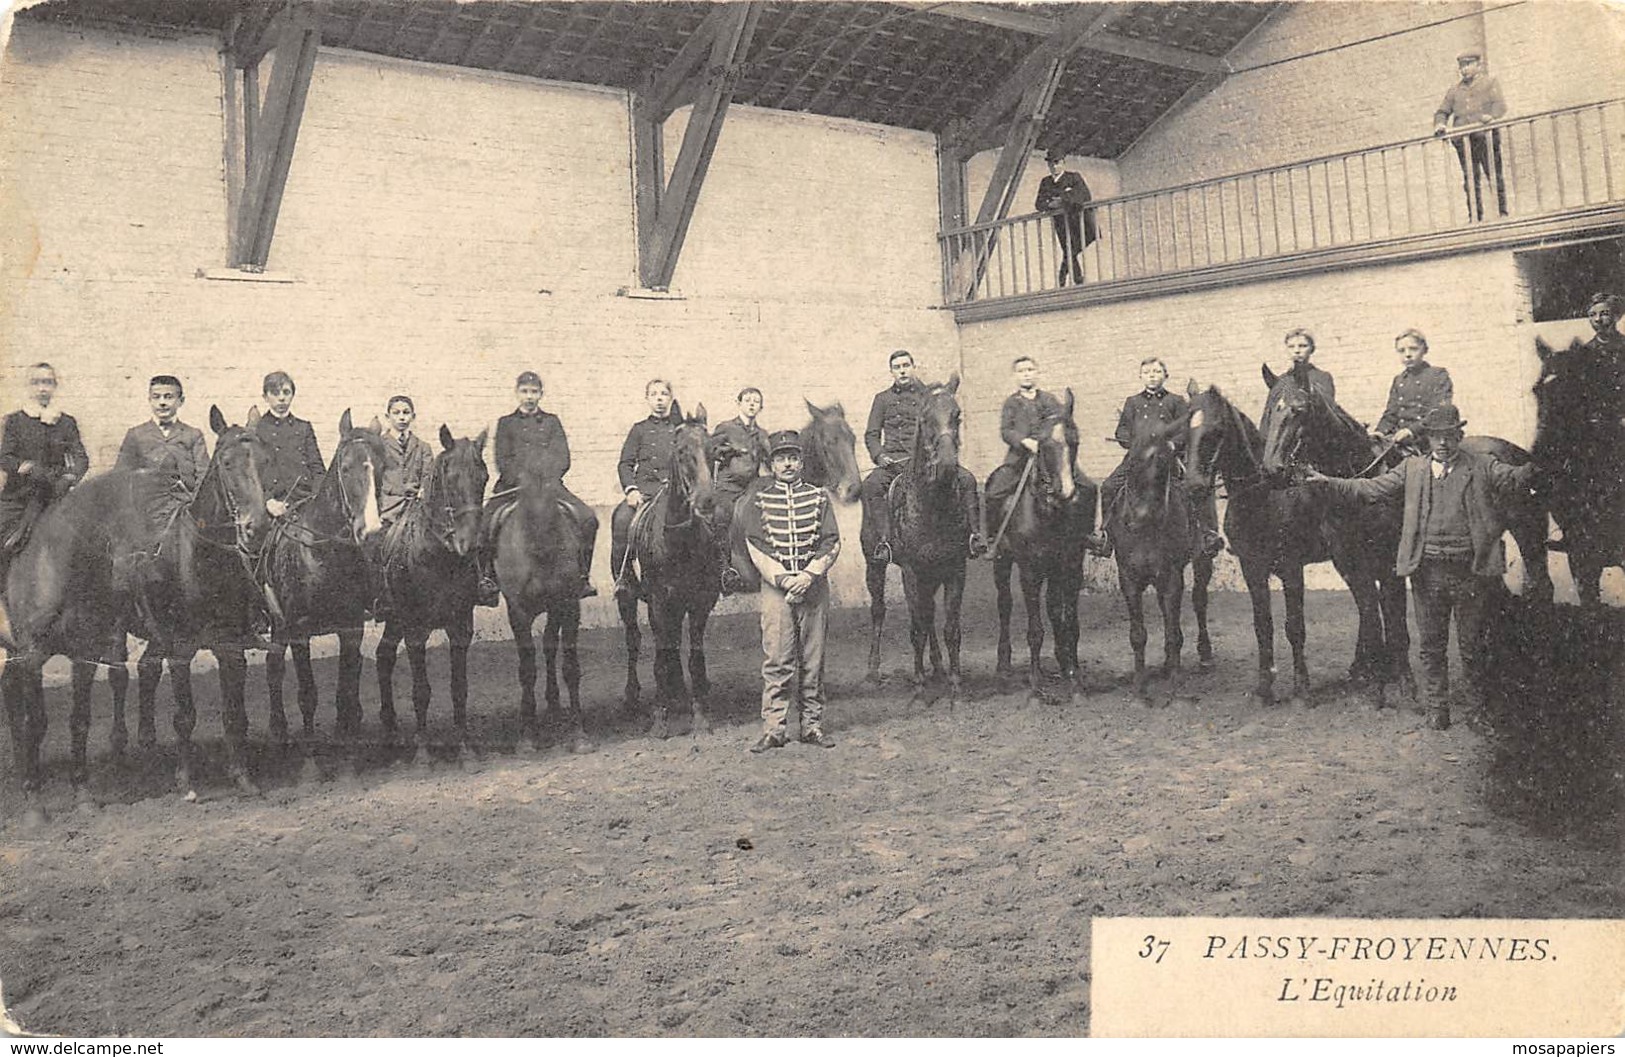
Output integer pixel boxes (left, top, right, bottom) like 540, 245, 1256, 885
361, 458, 382, 537
1189, 410, 1205, 431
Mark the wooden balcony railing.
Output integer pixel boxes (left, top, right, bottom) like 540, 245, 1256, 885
941, 98, 1625, 307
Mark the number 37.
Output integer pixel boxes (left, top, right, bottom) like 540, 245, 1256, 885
1139, 936, 1171, 963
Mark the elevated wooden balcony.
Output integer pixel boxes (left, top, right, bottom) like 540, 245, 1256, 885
943, 99, 1625, 322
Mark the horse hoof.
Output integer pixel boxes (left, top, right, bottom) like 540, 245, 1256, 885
649, 717, 670, 740
570, 737, 595, 755
1198, 654, 1215, 672
1289, 694, 1309, 710
865, 670, 884, 686
996, 661, 1014, 677
1026, 690, 1047, 708
74, 789, 98, 814
691, 717, 712, 737
20, 805, 48, 831
299, 757, 323, 785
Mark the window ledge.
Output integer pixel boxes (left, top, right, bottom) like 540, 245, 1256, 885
617, 286, 686, 301
196, 267, 300, 284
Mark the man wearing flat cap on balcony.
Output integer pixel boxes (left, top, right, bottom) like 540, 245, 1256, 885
1035, 147, 1096, 287
1434, 49, 1508, 220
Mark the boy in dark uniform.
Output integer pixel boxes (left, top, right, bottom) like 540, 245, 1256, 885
1089, 357, 1224, 559
985, 355, 1066, 508
713, 386, 770, 593
611, 379, 681, 599
1035, 147, 1095, 287
254, 370, 324, 519
1307, 405, 1538, 730
477, 371, 597, 603
0, 362, 88, 571
1372, 329, 1454, 454
1279, 328, 1336, 404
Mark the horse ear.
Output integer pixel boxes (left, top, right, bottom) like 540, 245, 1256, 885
805, 397, 823, 418
1064, 388, 1075, 415
1261, 364, 1279, 390
1535, 337, 1552, 362
369, 416, 383, 434
1186, 377, 1200, 397
694, 402, 708, 426
246, 406, 261, 428
209, 405, 227, 435
946, 373, 961, 394
670, 399, 683, 422
440, 424, 455, 451
473, 428, 487, 454
340, 409, 354, 434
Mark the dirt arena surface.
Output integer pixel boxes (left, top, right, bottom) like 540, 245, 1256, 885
2, 580, 1620, 1037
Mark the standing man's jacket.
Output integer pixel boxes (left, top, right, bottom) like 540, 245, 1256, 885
495, 409, 571, 492
1318, 451, 1535, 577
618, 413, 680, 497
1376, 365, 1453, 436
1035, 171, 1098, 245
255, 412, 325, 504
865, 380, 929, 466
999, 389, 1066, 467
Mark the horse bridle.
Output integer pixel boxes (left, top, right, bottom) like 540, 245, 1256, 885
183, 449, 262, 575
273, 437, 379, 548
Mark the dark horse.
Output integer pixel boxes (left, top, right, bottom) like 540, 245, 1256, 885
1104, 415, 1213, 704
499, 472, 595, 754
258, 411, 387, 763
2, 407, 270, 816
1186, 381, 1384, 706
373, 425, 487, 763
725, 399, 863, 592
864, 375, 980, 705
1532, 336, 1624, 607
986, 389, 1099, 706
1258, 364, 1549, 699
617, 403, 722, 738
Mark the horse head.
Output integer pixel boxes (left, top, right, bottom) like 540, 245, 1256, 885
333, 409, 389, 542
1034, 389, 1078, 504
671, 403, 717, 521
802, 398, 862, 504
433, 424, 490, 557
1530, 336, 1590, 463
912, 374, 963, 488
1183, 381, 1223, 498
205, 404, 271, 547
1258, 365, 1319, 480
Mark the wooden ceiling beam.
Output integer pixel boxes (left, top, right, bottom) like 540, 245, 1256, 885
493, 3, 547, 72
914, 3, 1227, 75
232, 7, 321, 268
646, 5, 738, 120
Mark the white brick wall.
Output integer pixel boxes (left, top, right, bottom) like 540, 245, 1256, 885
0, 22, 958, 633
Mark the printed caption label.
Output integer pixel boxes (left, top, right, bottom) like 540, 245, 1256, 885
1091, 917, 1625, 1037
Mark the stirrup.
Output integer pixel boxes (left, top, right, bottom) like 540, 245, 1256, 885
477, 576, 501, 607
873, 540, 893, 565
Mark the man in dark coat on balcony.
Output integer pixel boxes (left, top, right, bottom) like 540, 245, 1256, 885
1035, 147, 1096, 287
1434, 49, 1508, 220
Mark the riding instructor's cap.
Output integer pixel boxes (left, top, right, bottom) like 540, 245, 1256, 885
1421, 404, 1468, 433
769, 430, 803, 456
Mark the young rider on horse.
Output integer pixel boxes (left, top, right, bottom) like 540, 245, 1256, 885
478, 371, 597, 603
985, 355, 1067, 512
1371, 329, 1454, 456
1278, 328, 1337, 404
254, 370, 325, 521
1090, 357, 1224, 559
713, 386, 770, 593
367, 394, 434, 620
611, 379, 682, 599
0, 363, 88, 575
862, 349, 982, 563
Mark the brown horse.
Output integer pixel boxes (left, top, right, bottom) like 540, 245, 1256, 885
1532, 336, 1624, 606
987, 389, 1099, 706
257, 411, 387, 768
1104, 414, 1213, 704
2, 407, 270, 819
373, 426, 487, 763
725, 399, 862, 592
865, 376, 981, 706
499, 472, 594, 753
617, 403, 722, 738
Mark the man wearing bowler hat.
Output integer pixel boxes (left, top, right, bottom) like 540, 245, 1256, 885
740, 429, 842, 753
1035, 147, 1096, 287
1306, 404, 1539, 731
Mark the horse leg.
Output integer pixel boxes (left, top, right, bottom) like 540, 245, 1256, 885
995, 553, 1016, 676
945, 570, 966, 709
108, 636, 130, 759
1022, 562, 1047, 706
5, 662, 47, 825
265, 643, 291, 749
448, 612, 474, 756
1345, 576, 1385, 707
69, 659, 95, 797
543, 608, 562, 727
1192, 556, 1215, 670
1280, 565, 1310, 707
167, 647, 216, 797
925, 576, 945, 680
292, 640, 319, 738
214, 644, 253, 794
1122, 576, 1150, 702
688, 604, 715, 735
509, 603, 541, 750
646, 597, 678, 740
1242, 563, 1277, 706
1157, 566, 1186, 707
1570, 544, 1605, 609
1052, 565, 1086, 704
406, 633, 434, 759
135, 652, 162, 751
560, 601, 589, 753
1382, 573, 1416, 707
617, 591, 642, 712
335, 631, 364, 744
902, 569, 929, 705
866, 559, 888, 683
375, 623, 403, 747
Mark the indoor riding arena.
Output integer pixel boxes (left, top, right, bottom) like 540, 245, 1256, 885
1, 0, 1622, 1039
